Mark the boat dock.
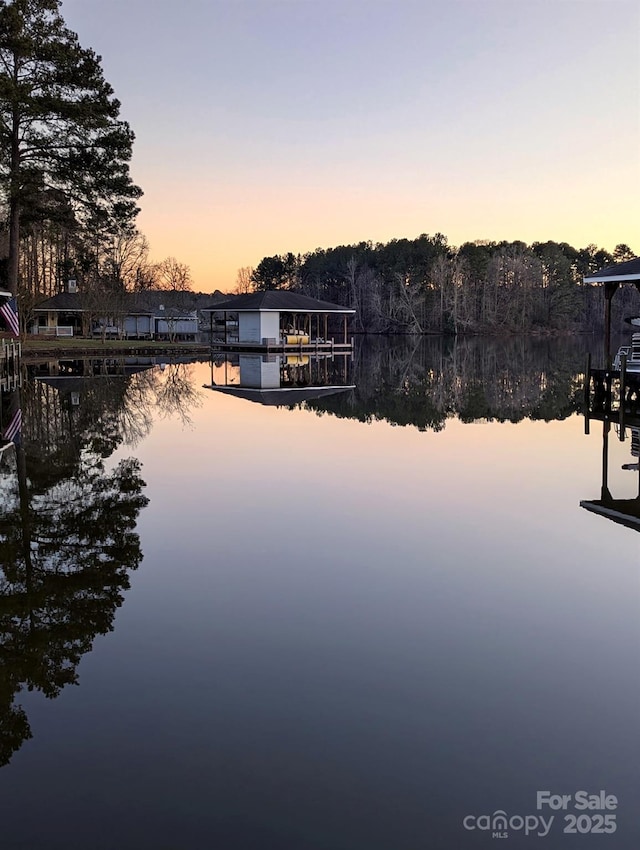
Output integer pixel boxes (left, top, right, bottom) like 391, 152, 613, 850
203, 290, 356, 356
584, 352, 640, 437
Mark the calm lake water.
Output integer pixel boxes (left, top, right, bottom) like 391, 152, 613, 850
0, 336, 638, 849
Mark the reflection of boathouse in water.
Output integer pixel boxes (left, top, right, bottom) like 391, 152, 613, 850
581, 420, 640, 532
204, 352, 355, 406
202, 291, 355, 353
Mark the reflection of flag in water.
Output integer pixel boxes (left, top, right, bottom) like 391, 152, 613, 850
0, 297, 19, 337
2, 406, 21, 444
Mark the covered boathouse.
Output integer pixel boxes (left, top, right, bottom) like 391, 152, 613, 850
202, 291, 355, 351
583, 255, 640, 364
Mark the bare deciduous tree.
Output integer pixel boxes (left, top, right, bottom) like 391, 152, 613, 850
152, 257, 193, 292
234, 266, 254, 294
106, 231, 150, 291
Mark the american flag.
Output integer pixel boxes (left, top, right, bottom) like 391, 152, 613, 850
0, 297, 19, 337
2, 407, 21, 443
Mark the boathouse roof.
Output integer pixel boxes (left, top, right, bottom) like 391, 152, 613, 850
202, 291, 355, 314
206, 384, 354, 406
583, 257, 640, 284
580, 498, 640, 532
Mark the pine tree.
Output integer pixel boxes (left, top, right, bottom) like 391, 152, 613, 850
0, 0, 142, 296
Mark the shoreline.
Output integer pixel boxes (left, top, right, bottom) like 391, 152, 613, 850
12, 338, 212, 361
0, 328, 604, 362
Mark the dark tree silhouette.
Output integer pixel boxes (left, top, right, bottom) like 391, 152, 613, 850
0, 371, 150, 766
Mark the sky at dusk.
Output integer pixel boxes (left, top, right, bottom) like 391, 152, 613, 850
60, 0, 639, 293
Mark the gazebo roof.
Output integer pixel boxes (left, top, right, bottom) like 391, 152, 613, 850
583, 257, 640, 284
33, 292, 88, 311
202, 290, 355, 314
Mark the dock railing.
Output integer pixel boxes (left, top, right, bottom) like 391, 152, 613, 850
1, 338, 21, 391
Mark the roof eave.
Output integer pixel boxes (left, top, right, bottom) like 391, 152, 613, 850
202, 307, 356, 314
32, 306, 89, 312
584, 273, 640, 284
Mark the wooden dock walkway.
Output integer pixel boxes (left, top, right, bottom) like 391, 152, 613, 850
211, 339, 354, 355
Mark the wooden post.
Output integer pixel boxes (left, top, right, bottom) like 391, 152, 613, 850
619, 352, 627, 439
601, 420, 611, 501
604, 281, 619, 367
343, 314, 347, 344
605, 368, 613, 422
584, 352, 591, 435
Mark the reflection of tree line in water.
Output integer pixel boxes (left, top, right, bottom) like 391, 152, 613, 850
0, 361, 202, 767
306, 336, 588, 430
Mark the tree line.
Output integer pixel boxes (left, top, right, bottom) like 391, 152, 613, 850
0, 0, 192, 327
242, 237, 638, 334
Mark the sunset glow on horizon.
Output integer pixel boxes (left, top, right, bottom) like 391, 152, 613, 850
61, 0, 639, 293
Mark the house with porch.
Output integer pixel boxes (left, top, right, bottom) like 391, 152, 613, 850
31, 291, 200, 341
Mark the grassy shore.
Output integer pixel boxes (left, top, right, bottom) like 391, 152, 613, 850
12, 336, 211, 359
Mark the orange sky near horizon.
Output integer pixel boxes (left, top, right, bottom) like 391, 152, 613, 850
134, 167, 638, 294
